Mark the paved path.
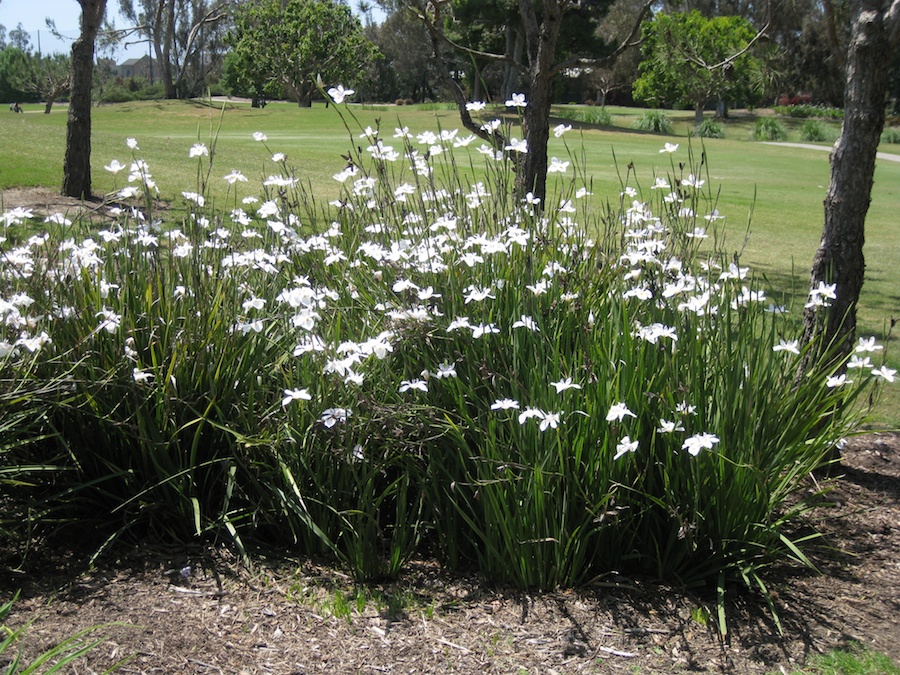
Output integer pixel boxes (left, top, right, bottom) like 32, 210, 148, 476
763, 141, 900, 162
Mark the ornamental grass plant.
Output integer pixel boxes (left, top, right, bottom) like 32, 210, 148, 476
1, 95, 894, 623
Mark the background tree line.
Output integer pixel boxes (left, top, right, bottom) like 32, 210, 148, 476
5, 0, 895, 111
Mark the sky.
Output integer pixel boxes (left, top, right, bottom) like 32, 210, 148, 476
0, 0, 383, 63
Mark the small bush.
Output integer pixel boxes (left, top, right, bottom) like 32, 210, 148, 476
556, 107, 612, 126
799, 120, 833, 143
695, 119, 725, 139
773, 104, 843, 119
754, 117, 787, 141
632, 110, 674, 135
881, 127, 900, 144
98, 84, 138, 104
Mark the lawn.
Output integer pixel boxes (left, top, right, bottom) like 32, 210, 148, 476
1, 99, 898, 425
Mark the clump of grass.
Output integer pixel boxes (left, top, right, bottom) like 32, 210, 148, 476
779, 642, 900, 674
696, 119, 725, 139
632, 109, 674, 134
773, 104, 843, 119
881, 127, 900, 144
754, 117, 788, 141
557, 107, 613, 126
1, 93, 893, 612
800, 119, 834, 143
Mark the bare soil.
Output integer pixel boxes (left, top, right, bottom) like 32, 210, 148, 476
1, 433, 898, 675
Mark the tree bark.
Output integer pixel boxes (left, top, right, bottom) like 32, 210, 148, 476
162, 0, 177, 98
519, 0, 562, 203
799, 0, 900, 368
62, 0, 107, 200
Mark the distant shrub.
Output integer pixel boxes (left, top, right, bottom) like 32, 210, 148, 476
632, 110, 674, 135
99, 84, 138, 104
696, 119, 725, 139
773, 104, 843, 119
881, 127, 900, 144
557, 106, 613, 126
754, 117, 787, 141
800, 119, 834, 142
416, 102, 456, 111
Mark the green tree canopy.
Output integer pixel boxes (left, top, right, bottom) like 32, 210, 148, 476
633, 11, 765, 121
225, 0, 380, 107
9, 52, 71, 113
0, 47, 33, 103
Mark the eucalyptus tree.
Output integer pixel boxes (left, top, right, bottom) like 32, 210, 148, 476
9, 53, 72, 114
800, 0, 900, 367
225, 0, 379, 108
62, 0, 107, 200
414, 0, 652, 203
632, 11, 765, 122
118, 0, 232, 98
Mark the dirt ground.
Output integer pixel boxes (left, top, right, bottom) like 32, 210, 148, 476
1, 432, 897, 675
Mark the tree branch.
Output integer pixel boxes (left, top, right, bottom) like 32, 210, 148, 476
551, 0, 652, 76
684, 21, 770, 71
412, 1, 506, 146
409, 1, 527, 73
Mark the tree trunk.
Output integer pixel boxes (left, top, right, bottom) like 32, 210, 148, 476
44, 102, 54, 114
799, 0, 900, 368
694, 101, 705, 124
162, 0, 178, 98
519, 0, 562, 203
62, 0, 107, 200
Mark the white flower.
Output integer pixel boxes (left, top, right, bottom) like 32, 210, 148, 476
321, 407, 350, 427
132, 367, 153, 383
855, 336, 883, 353
45, 213, 71, 226
613, 436, 639, 460
659, 142, 679, 153
606, 402, 636, 423
435, 363, 457, 379
465, 101, 486, 112
505, 137, 528, 153
826, 374, 851, 388
126, 137, 139, 149
189, 143, 208, 158
538, 412, 561, 431
104, 159, 126, 173
871, 366, 896, 383
773, 339, 800, 354
681, 174, 704, 189
224, 170, 248, 184
682, 432, 720, 456
272, 152, 286, 162
399, 379, 428, 393
550, 378, 582, 394
471, 323, 499, 339
518, 408, 544, 425
657, 419, 684, 434
553, 123, 572, 138
327, 85, 354, 104
491, 398, 520, 411
547, 157, 569, 173
512, 315, 540, 332
252, 132, 267, 142
847, 355, 872, 369
505, 93, 527, 108
675, 401, 697, 415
